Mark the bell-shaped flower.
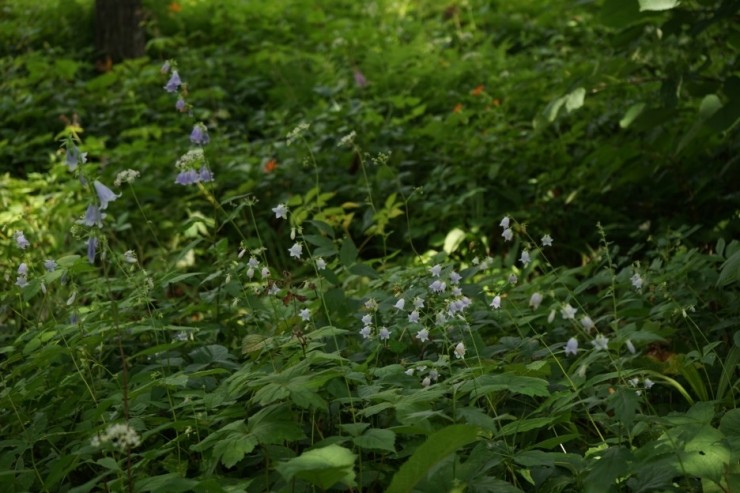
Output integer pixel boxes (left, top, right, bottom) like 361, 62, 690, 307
81, 204, 105, 227
564, 337, 579, 356
164, 70, 181, 92
87, 237, 98, 264
190, 123, 210, 145
175, 169, 199, 185
94, 180, 120, 210
198, 166, 214, 182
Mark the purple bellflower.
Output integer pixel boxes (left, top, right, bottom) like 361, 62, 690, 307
87, 237, 98, 264
190, 124, 210, 145
93, 180, 120, 210
164, 70, 181, 93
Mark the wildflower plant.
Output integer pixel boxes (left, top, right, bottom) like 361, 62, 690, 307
1, 8, 738, 493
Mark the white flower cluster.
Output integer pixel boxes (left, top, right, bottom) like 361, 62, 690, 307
175, 148, 205, 170
286, 122, 310, 145
91, 423, 141, 451
114, 169, 141, 187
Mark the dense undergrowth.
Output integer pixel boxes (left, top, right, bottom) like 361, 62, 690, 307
1, 0, 739, 492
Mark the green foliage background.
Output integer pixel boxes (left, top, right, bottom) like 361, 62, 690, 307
0, 0, 738, 492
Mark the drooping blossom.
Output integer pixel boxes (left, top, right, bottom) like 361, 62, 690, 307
164, 70, 181, 92
93, 180, 120, 210
190, 123, 209, 145
564, 337, 579, 356
520, 250, 531, 267
454, 342, 466, 359
14, 231, 30, 249
81, 204, 104, 228
626, 339, 636, 354
394, 298, 405, 310
529, 292, 543, 310
198, 167, 214, 182
65, 145, 87, 171
87, 237, 98, 264
288, 242, 303, 259
379, 327, 391, 341
541, 234, 553, 247
490, 295, 501, 309
429, 280, 446, 293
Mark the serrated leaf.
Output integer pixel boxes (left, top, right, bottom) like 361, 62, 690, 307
354, 428, 396, 453
214, 434, 258, 468
275, 444, 356, 489
387, 424, 479, 493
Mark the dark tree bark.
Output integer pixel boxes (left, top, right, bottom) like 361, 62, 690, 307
94, 0, 146, 64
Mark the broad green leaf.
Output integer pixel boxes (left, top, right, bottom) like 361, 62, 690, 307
583, 446, 633, 493
601, 0, 641, 29
353, 428, 396, 453
214, 434, 258, 468
638, 0, 680, 11
275, 444, 356, 489
387, 424, 479, 493
460, 374, 550, 398
340, 238, 358, 267
620, 103, 646, 128
135, 474, 197, 493
443, 228, 466, 254
565, 87, 586, 112
608, 388, 639, 428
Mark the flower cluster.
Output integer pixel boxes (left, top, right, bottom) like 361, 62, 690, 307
161, 60, 214, 185
91, 423, 141, 451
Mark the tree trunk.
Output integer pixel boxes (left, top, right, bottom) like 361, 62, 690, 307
94, 0, 146, 64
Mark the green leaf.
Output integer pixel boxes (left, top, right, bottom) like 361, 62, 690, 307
608, 388, 639, 429
354, 428, 396, 453
340, 238, 358, 267
583, 446, 633, 493
620, 103, 646, 128
275, 444, 356, 489
387, 424, 479, 493
638, 0, 680, 11
717, 249, 740, 287
135, 474, 197, 493
565, 87, 586, 112
349, 263, 379, 279
213, 434, 258, 468
443, 228, 466, 254
95, 457, 121, 471
460, 374, 550, 398
601, 0, 641, 29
